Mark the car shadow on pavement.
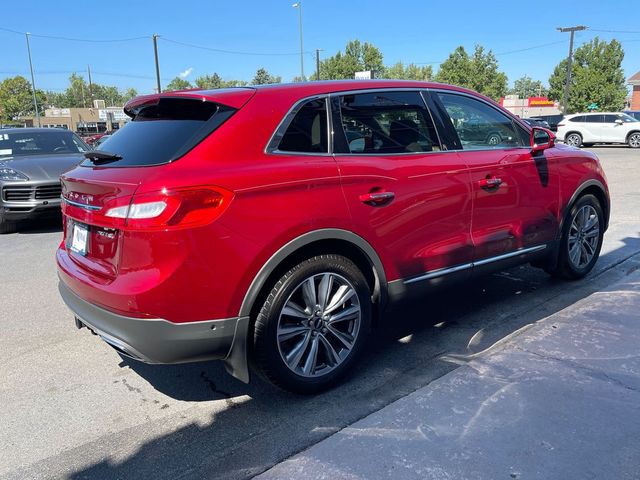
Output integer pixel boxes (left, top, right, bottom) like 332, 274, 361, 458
15, 215, 62, 234
66, 236, 640, 480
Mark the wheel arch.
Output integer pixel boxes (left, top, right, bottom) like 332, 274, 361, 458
564, 131, 583, 142
239, 229, 388, 320
562, 179, 610, 234
223, 229, 387, 383
626, 129, 640, 142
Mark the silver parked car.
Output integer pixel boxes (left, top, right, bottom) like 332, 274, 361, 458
0, 128, 89, 233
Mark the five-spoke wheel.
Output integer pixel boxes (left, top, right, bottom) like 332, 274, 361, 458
565, 133, 582, 148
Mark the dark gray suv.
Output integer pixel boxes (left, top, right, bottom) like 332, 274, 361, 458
0, 128, 88, 233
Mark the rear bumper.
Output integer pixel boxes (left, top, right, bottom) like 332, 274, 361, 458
58, 279, 245, 365
0, 202, 61, 221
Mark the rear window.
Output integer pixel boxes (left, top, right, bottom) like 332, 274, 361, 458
81, 98, 235, 167
0, 130, 88, 157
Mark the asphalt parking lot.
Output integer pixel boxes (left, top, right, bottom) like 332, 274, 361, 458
1, 146, 639, 480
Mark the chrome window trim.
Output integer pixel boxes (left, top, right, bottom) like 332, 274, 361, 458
61, 197, 102, 211
329, 88, 445, 156
403, 244, 547, 285
430, 88, 532, 152
265, 94, 332, 156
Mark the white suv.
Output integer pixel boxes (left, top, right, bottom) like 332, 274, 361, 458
557, 112, 640, 148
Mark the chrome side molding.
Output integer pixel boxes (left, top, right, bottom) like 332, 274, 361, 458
404, 244, 547, 285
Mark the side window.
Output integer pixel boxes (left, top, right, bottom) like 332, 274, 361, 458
437, 93, 526, 150
337, 91, 440, 154
277, 98, 328, 153
602, 115, 618, 123
586, 115, 604, 123
570, 116, 586, 123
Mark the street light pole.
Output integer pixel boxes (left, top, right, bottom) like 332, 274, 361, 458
25, 33, 40, 127
293, 2, 304, 81
316, 49, 321, 81
153, 34, 162, 93
557, 25, 587, 114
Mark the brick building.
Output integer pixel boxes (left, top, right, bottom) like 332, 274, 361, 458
629, 71, 640, 111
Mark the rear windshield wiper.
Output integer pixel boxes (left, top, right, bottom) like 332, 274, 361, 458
84, 150, 123, 165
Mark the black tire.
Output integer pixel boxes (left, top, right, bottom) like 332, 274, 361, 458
0, 219, 17, 234
546, 194, 604, 280
252, 254, 371, 394
565, 132, 583, 148
486, 133, 502, 146
628, 132, 640, 149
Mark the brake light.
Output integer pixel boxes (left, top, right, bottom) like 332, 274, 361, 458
103, 186, 233, 231
557, 123, 565, 128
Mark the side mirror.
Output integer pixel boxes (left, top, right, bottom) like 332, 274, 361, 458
531, 127, 555, 153
615, 119, 624, 125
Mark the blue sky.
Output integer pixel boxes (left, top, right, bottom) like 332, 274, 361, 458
1, 0, 639, 95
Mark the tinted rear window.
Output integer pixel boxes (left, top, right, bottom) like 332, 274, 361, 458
81, 98, 235, 167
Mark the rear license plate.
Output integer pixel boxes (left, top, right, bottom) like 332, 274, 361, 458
69, 222, 89, 255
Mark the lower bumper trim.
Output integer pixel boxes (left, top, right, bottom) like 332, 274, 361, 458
58, 280, 246, 365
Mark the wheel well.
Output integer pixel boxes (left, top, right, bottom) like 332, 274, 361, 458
576, 185, 609, 230
248, 239, 383, 324
565, 131, 582, 139
627, 130, 640, 141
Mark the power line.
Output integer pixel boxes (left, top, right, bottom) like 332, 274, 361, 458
495, 40, 567, 55
160, 36, 312, 56
590, 28, 640, 34
0, 26, 148, 43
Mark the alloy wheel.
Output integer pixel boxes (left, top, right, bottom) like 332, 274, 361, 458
565, 134, 581, 147
629, 133, 640, 148
277, 272, 361, 378
567, 204, 600, 269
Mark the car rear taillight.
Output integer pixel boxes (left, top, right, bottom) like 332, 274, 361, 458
103, 186, 233, 231
557, 123, 565, 128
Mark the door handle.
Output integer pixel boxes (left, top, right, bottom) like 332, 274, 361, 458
359, 191, 395, 206
478, 177, 503, 189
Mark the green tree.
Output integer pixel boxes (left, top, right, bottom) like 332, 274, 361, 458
383, 62, 433, 81
165, 77, 193, 92
435, 45, 508, 100
251, 68, 281, 85
123, 88, 138, 102
508, 75, 547, 98
315, 40, 385, 80
548, 37, 627, 112
195, 73, 247, 89
0, 76, 45, 121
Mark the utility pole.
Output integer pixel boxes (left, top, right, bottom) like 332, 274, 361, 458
293, 3, 304, 80
153, 34, 162, 93
557, 25, 587, 114
87, 64, 94, 105
316, 49, 321, 81
25, 33, 40, 127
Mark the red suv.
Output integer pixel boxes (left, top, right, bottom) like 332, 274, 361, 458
57, 81, 609, 393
